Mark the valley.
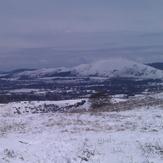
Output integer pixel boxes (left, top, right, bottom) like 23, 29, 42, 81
0, 59, 163, 103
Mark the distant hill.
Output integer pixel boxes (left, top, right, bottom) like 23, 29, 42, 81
1, 58, 163, 80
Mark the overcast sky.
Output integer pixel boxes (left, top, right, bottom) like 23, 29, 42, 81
1, 0, 163, 70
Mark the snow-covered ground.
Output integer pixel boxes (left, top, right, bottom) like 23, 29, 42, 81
0, 98, 163, 163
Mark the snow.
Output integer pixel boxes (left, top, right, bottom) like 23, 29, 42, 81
111, 94, 128, 103
0, 98, 163, 163
9, 89, 39, 93
74, 58, 163, 79
15, 67, 69, 78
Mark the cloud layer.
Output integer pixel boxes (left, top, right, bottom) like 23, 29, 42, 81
0, 0, 163, 70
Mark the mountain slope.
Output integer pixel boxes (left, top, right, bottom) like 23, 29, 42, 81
2, 58, 163, 79
148, 62, 163, 70
74, 58, 163, 79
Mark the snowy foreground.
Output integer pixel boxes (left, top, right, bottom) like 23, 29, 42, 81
0, 100, 163, 163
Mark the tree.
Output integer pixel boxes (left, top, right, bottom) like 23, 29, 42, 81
89, 91, 112, 110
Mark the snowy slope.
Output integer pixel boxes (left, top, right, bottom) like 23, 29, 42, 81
74, 58, 163, 79
13, 67, 70, 78
3, 58, 163, 79
1, 100, 163, 163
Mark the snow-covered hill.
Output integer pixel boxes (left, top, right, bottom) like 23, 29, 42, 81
2, 58, 163, 79
8, 67, 70, 79
74, 58, 163, 79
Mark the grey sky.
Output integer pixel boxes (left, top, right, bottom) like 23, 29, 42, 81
0, 0, 163, 70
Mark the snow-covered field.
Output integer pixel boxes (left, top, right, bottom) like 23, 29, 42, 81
0, 99, 163, 163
